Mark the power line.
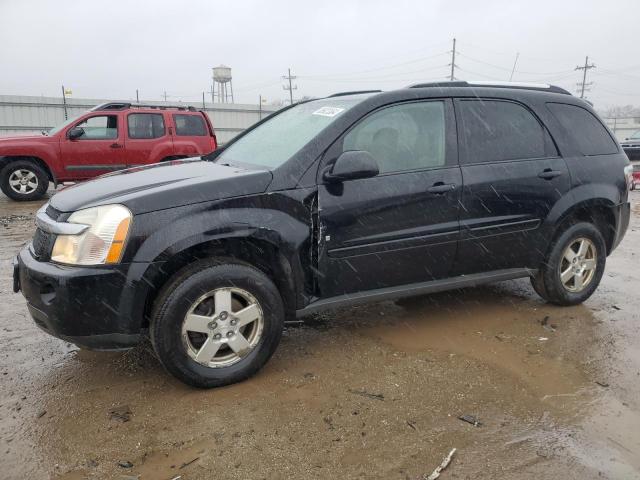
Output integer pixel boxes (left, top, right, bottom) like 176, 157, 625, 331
301, 64, 449, 82
457, 52, 575, 76
456, 66, 504, 81
299, 51, 449, 79
576, 56, 596, 99
282, 68, 297, 104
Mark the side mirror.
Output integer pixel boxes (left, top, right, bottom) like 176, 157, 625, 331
68, 127, 84, 140
323, 150, 379, 183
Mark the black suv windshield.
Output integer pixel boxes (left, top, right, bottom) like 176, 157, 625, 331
216, 95, 371, 169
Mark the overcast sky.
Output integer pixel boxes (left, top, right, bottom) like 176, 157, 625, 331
1, 0, 639, 109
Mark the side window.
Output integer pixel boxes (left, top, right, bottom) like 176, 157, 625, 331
74, 115, 118, 140
458, 99, 555, 164
173, 114, 206, 136
547, 103, 618, 156
128, 113, 165, 139
343, 101, 445, 174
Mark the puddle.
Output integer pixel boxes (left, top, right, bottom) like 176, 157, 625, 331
2, 191, 640, 479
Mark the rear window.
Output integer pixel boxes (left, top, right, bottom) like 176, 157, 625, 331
457, 99, 555, 164
128, 113, 165, 139
174, 114, 206, 136
547, 103, 618, 156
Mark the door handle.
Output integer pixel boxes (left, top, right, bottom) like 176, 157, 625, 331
110, 143, 123, 149
427, 182, 456, 194
538, 169, 563, 180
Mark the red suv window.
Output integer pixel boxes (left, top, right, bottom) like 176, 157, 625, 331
173, 114, 206, 136
128, 113, 165, 139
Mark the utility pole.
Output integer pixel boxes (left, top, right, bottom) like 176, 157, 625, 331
509, 52, 520, 81
575, 56, 596, 99
282, 68, 297, 104
61, 85, 68, 120
449, 38, 457, 81
136, 89, 139, 103
162, 91, 168, 102
259, 94, 262, 120
202, 91, 206, 110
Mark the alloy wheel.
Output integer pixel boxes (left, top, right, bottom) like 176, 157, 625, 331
8, 169, 38, 194
181, 287, 264, 368
559, 237, 597, 293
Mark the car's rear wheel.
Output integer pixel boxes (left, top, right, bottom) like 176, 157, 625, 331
531, 222, 606, 306
0, 160, 49, 201
150, 259, 284, 388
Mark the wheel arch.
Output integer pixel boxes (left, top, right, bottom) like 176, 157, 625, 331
136, 235, 300, 330
548, 197, 618, 255
0, 155, 57, 185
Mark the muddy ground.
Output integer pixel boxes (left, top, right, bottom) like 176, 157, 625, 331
1, 189, 639, 480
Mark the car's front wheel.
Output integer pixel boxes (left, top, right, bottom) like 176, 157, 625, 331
0, 160, 49, 201
150, 260, 284, 388
531, 222, 606, 306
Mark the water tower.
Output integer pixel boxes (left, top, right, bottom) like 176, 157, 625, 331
212, 65, 234, 103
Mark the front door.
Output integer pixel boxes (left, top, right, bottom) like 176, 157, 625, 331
317, 99, 461, 298
60, 113, 125, 178
453, 98, 572, 274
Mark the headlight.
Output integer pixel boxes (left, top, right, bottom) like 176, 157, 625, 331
51, 204, 132, 265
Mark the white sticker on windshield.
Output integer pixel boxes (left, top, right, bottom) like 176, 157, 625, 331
312, 106, 345, 117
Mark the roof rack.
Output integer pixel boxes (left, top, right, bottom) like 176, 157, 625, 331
91, 102, 198, 112
328, 90, 382, 98
408, 80, 571, 95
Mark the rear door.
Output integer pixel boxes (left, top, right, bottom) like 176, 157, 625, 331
124, 112, 173, 166
317, 99, 461, 297
453, 98, 571, 275
171, 113, 214, 157
60, 113, 125, 178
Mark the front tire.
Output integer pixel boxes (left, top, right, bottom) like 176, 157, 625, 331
150, 260, 284, 388
0, 160, 49, 201
531, 222, 606, 306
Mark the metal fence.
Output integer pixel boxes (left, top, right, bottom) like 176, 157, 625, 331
4, 95, 634, 144
601, 116, 640, 141
0, 95, 279, 144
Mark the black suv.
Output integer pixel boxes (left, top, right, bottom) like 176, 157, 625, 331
14, 81, 632, 388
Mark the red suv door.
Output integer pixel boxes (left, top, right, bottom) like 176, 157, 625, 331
123, 112, 174, 166
171, 113, 216, 157
60, 113, 125, 178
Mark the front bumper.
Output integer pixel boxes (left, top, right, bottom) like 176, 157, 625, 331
14, 246, 145, 350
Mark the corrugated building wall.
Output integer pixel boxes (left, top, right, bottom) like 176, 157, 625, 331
0, 95, 280, 144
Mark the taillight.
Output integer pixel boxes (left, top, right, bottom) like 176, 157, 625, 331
624, 164, 633, 190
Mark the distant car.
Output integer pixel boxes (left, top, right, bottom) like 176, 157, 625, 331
620, 131, 640, 189
14, 81, 631, 388
0, 102, 217, 201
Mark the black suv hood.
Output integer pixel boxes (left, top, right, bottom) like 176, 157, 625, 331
49, 158, 273, 214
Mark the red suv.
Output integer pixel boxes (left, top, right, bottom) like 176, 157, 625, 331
0, 102, 217, 201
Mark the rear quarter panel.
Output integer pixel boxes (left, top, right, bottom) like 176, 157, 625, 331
169, 112, 216, 157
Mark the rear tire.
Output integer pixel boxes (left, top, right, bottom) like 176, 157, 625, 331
531, 222, 606, 306
0, 160, 49, 201
150, 259, 284, 388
